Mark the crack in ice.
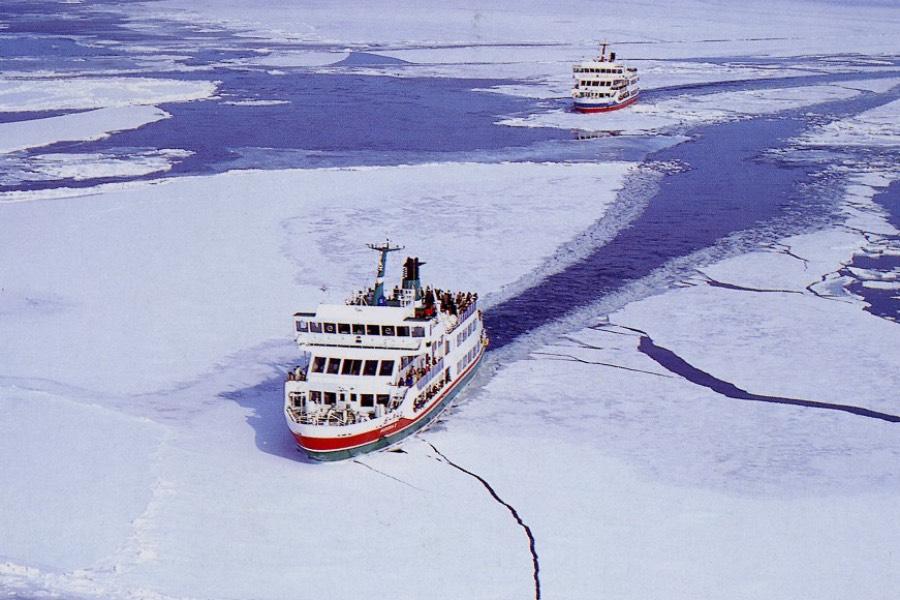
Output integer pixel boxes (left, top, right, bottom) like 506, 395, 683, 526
533, 347, 672, 378
697, 271, 805, 295
427, 442, 541, 600
626, 327, 900, 423
352, 459, 422, 491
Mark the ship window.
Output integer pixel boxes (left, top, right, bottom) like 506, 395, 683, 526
342, 359, 362, 375
366, 324, 380, 335
310, 391, 321, 403
352, 323, 365, 335
376, 394, 390, 406
379, 360, 395, 376
324, 392, 336, 405
295, 320, 308, 332
397, 326, 410, 337
338, 323, 351, 334
310, 322, 322, 333
412, 327, 425, 337
360, 394, 374, 407
363, 360, 379, 376
350, 393, 357, 404
381, 325, 395, 336
327, 358, 341, 374
323, 322, 336, 334
401, 355, 415, 369
312, 356, 326, 373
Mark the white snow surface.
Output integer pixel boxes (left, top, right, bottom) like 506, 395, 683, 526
142, 0, 900, 57
799, 97, 900, 147
0, 77, 217, 111
0, 161, 632, 396
3, 1, 900, 598
3, 161, 899, 600
4, 149, 193, 182
0, 106, 171, 153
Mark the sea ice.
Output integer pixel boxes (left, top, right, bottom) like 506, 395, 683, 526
0, 106, 170, 153
0, 77, 217, 112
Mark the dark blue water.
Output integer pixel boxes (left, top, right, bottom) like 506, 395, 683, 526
485, 89, 900, 348
842, 181, 900, 322
85, 71, 565, 172
873, 178, 900, 230
637, 332, 900, 422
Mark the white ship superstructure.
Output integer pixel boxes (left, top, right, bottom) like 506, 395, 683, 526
284, 242, 488, 460
572, 42, 640, 113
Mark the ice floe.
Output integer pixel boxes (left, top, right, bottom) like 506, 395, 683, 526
0, 77, 217, 112
0, 105, 170, 153
0, 161, 632, 396
1, 149, 192, 183
798, 97, 900, 148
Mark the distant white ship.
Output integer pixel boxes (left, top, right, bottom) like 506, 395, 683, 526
284, 242, 488, 461
572, 42, 640, 113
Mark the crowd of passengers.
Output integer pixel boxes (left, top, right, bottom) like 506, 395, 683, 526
400, 353, 441, 388
413, 370, 450, 411
346, 285, 477, 320
422, 287, 477, 318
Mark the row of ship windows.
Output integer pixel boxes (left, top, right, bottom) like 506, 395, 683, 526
456, 319, 478, 346
307, 391, 390, 407
456, 345, 479, 374
297, 321, 426, 337
310, 357, 395, 377
575, 67, 623, 74
580, 80, 615, 87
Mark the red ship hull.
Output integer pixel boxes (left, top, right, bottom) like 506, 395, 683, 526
574, 94, 639, 113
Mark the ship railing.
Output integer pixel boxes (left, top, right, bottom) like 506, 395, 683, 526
445, 301, 477, 334
413, 373, 449, 411
293, 407, 373, 427
416, 357, 445, 390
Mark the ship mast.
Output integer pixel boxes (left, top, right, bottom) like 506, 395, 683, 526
367, 240, 404, 306
599, 40, 608, 62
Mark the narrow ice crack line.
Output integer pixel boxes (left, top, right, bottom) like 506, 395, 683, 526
426, 442, 541, 600
765, 242, 810, 269
805, 271, 856, 303
587, 323, 643, 336
533, 350, 672, 378
352, 459, 422, 491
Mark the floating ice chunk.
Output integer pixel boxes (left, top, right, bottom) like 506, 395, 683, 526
20, 149, 192, 181
0, 105, 170, 153
0, 77, 217, 112
798, 98, 900, 148
861, 280, 900, 290
220, 99, 290, 106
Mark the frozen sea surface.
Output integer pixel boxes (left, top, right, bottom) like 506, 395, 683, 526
2, 1, 900, 599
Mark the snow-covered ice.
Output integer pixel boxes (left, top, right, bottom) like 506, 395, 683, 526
2, 149, 192, 183
798, 97, 900, 148
3, 0, 899, 598
0, 161, 632, 396
0, 106, 171, 153
0, 77, 217, 112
